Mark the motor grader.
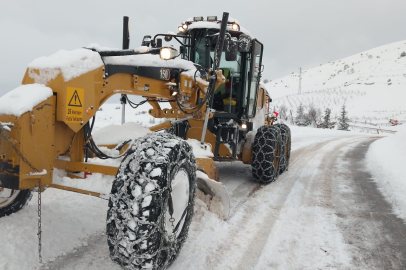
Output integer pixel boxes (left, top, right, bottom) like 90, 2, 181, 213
0, 12, 291, 269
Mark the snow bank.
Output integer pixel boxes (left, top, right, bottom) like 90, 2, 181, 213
0, 84, 53, 116
366, 124, 406, 221
28, 49, 103, 83
92, 121, 151, 145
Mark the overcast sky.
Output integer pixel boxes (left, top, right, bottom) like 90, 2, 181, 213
1, 0, 405, 99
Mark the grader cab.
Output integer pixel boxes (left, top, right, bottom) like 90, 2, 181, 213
0, 12, 291, 269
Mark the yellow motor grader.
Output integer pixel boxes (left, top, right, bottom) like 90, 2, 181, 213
0, 12, 290, 269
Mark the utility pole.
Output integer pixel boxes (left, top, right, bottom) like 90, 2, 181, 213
298, 67, 302, 94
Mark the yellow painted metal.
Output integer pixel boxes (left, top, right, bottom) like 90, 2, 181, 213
94, 144, 130, 156
196, 157, 219, 182
242, 143, 253, 164
149, 121, 172, 132
49, 184, 105, 198
186, 119, 233, 159
0, 44, 272, 195
0, 96, 56, 190
53, 159, 118, 176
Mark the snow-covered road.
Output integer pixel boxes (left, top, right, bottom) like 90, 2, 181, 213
1, 127, 405, 270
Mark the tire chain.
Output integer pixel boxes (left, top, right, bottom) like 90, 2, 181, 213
251, 125, 282, 184
107, 133, 196, 270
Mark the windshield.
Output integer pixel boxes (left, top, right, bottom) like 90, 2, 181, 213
192, 29, 241, 73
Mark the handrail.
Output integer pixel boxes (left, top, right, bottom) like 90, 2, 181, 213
229, 72, 240, 113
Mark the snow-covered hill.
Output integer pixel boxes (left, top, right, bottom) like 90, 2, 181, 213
266, 40, 406, 121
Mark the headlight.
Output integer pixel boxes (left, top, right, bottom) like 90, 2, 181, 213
182, 24, 188, 30
231, 23, 240, 31
160, 47, 179, 60
178, 26, 183, 32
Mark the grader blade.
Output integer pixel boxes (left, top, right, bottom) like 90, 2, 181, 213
196, 170, 230, 220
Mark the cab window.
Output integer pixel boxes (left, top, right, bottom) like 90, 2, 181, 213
246, 41, 263, 117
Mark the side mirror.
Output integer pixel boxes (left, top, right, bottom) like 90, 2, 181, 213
141, 35, 152, 47
238, 34, 251, 52
225, 38, 238, 61
156, 38, 163, 48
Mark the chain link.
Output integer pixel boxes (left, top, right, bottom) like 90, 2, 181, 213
0, 125, 42, 263
38, 177, 42, 264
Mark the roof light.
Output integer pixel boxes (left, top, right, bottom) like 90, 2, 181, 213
231, 23, 240, 31
193, 16, 204, 21
182, 24, 188, 30
178, 26, 183, 32
207, 16, 217, 21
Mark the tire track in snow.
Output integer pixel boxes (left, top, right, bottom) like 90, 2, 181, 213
333, 138, 406, 269
206, 137, 351, 269
234, 138, 365, 270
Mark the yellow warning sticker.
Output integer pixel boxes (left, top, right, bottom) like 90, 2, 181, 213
66, 87, 84, 123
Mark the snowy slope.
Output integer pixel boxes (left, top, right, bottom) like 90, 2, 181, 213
266, 40, 406, 121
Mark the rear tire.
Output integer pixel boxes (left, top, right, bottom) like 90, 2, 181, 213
251, 125, 281, 184
276, 123, 291, 173
0, 189, 32, 218
107, 133, 197, 270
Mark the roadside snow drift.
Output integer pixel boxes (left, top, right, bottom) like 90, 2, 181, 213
366, 124, 406, 221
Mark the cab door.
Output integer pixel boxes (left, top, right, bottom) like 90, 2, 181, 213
245, 40, 263, 118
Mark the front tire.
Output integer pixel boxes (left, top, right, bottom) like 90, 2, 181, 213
107, 133, 197, 270
0, 189, 32, 218
251, 125, 281, 184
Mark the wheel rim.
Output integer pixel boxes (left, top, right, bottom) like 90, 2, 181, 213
165, 169, 190, 238
285, 138, 290, 160
274, 142, 280, 169
0, 188, 20, 208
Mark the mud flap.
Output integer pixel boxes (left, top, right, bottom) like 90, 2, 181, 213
196, 170, 230, 220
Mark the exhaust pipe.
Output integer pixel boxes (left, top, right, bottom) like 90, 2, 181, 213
122, 16, 130, 50
121, 16, 130, 125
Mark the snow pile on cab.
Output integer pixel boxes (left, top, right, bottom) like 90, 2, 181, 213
28, 48, 103, 83
366, 124, 406, 221
0, 84, 53, 116
103, 53, 197, 70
